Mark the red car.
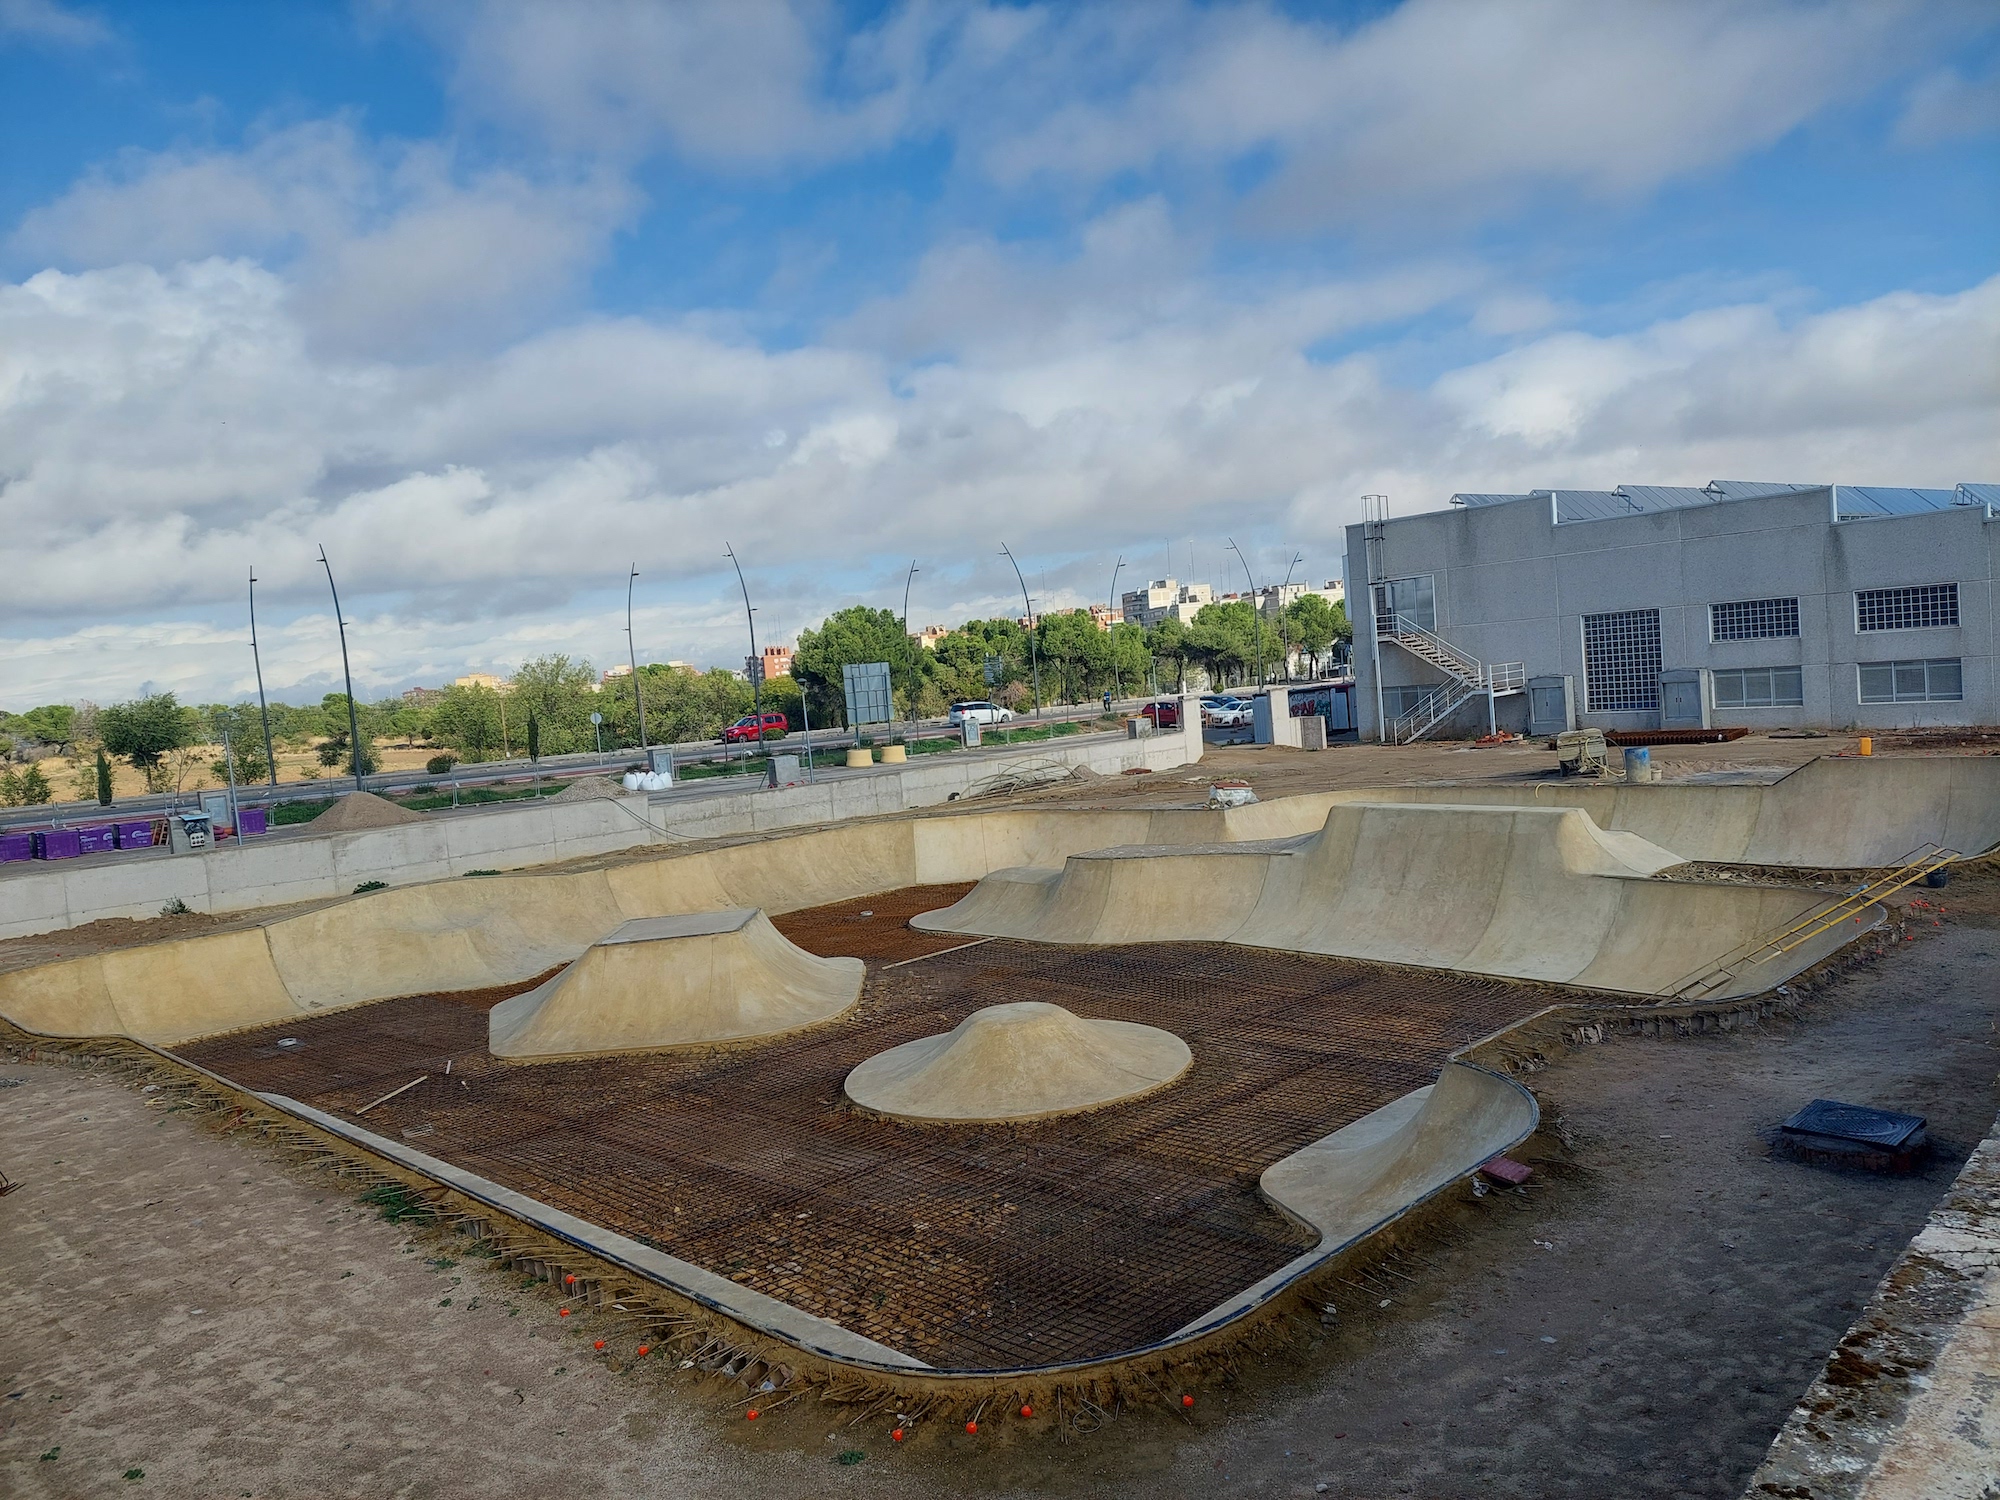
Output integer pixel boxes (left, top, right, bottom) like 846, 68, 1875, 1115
1139, 699, 1181, 728
721, 711, 789, 744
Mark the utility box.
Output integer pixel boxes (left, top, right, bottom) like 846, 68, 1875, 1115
1298, 715, 1329, 751
1527, 675, 1576, 737
766, 754, 803, 788
961, 718, 982, 748
1253, 688, 1301, 747
172, 812, 212, 852
1659, 669, 1711, 730
1123, 716, 1150, 739
646, 746, 675, 782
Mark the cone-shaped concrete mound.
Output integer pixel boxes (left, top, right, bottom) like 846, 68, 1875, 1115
489, 909, 863, 1061
844, 1001, 1192, 1123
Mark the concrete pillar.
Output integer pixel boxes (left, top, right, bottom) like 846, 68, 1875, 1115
1253, 688, 1301, 747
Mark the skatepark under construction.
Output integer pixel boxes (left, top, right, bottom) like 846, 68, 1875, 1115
2, 752, 1996, 1396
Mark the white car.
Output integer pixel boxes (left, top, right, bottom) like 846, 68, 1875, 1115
948, 700, 1015, 727
1203, 699, 1253, 727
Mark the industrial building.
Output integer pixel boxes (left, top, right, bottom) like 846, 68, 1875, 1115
1345, 481, 1999, 742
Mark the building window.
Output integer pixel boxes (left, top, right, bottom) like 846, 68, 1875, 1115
1582, 609, 1661, 712
1857, 658, 1962, 704
1709, 597, 1799, 641
1712, 666, 1804, 708
1855, 583, 1958, 632
1372, 575, 1435, 634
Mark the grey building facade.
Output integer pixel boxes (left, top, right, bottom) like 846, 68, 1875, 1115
1344, 481, 2000, 742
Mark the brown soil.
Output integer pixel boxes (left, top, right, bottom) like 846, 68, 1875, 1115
311, 790, 424, 832
550, 775, 631, 803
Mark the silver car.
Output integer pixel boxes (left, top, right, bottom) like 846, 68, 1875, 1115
948, 700, 1015, 727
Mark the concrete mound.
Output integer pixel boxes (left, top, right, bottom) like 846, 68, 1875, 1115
489, 909, 862, 1061
845, 1001, 1191, 1122
315, 790, 423, 831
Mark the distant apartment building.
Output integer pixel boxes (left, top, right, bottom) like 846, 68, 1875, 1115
1119, 577, 1215, 629
914, 624, 953, 651
454, 672, 507, 691
747, 644, 794, 681
1087, 603, 1123, 630
401, 686, 444, 707
1346, 479, 1998, 742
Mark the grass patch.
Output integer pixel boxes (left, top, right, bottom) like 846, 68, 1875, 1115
983, 720, 1085, 746
395, 783, 562, 811
675, 757, 767, 781
359, 1182, 431, 1224
463, 868, 500, 877
270, 799, 333, 826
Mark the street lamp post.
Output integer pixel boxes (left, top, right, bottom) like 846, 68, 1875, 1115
625, 564, 648, 755
248, 567, 278, 786
1279, 550, 1303, 681
315, 546, 367, 791
901, 559, 920, 735
1226, 537, 1265, 690
999, 543, 1042, 715
725, 544, 761, 727
1108, 555, 1125, 702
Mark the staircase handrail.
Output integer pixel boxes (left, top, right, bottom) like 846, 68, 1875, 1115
1388, 676, 1479, 745
1379, 613, 1485, 684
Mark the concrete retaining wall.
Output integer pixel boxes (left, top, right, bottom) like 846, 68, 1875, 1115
0, 708, 1203, 940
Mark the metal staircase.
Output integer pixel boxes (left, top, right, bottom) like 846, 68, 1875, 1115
1377, 613, 1526, 744
1657, 845, 1958, 1002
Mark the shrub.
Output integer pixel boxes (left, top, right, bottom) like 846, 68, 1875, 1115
353, 880, 388, 894
426, 753, 458, 775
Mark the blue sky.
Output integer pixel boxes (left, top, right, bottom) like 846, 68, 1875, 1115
1, 0, 1996, 706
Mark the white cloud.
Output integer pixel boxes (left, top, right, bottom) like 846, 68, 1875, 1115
1895, 62, 2000, 146
9, 122, 634, 356
0, 0, 109, 48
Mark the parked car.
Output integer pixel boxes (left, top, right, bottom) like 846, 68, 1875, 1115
721, 711, 790, 744
948, 700, 1015, 727
1203, 700, 1253, 728
1139, 699, 1182, 728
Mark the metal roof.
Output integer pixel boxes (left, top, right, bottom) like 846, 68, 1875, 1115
1440, 479, 1996, 525
1833, 486, 1963, 518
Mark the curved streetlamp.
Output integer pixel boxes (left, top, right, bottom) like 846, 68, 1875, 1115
625, 564, 648, 754
1225, 537, 1265, 690
1279, 550, 1303, 680
725, 544, 761, 726
316, 546, 367, 790
998, 543, 1043, 715
248, 567, 278, 786
1108, 555, 1125, 701
900, 559, 920, 731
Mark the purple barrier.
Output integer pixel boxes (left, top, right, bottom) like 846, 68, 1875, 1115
33, 829, 82, 860
114, 820, 155, 848
0, 831, 32, 863
76, 825, 118, 854
238, 807, 268, 837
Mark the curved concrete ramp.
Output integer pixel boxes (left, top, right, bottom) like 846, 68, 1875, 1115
844, 1002, 1191, 1122
488, 909, 863, 1061
1178, 1062, 1538, 1337
914, 802, 1875, 997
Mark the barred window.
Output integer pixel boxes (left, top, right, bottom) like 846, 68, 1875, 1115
1857, 658, 1962, 704
1855, 583, 1957, 632
1582, 609, 1661, 712
1712, 665, 1804, 708
1709, 597, 1799, 641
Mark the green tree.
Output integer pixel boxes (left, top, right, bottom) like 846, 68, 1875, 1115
1187, 600, 1270, 689
509, 654, 598, 755
0, 764, 53, 806
14, 705, 75, 754
95, 748, 113, 806
526, 710, 541, 762
100, 694, 197, 780
1035, 609, 1111, 705
1284, 594, 1340, 678
1144, 617, 1190, 692
428, 684, 506, 763
316, 728, 379, 776
792, 607, 927, 728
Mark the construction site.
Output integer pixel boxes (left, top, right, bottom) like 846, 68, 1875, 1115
3, 720, 1997, 1499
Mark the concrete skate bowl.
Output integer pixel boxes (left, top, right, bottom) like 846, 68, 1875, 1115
915, 801, 1881, 999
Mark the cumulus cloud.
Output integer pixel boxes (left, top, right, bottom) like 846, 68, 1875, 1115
1894, 61, 2000, 145
9, 122, 634, 356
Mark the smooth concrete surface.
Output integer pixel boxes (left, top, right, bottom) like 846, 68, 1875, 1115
843, 1001, 1192, 1122
488, 909, 863, 1060
1174, 1061, 1538, 1337
0, 703, 1204, 941
0, 800, 1275, 1044
912, 801, 1874, 997
262, 1094, 928, 1370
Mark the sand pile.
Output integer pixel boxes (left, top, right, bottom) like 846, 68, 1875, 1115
550, 776, 629, 803
313, 791, 424, 831
845, 1001, 1191, 1123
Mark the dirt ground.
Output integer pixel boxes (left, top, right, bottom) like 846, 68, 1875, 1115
4, 880, 1996, 1499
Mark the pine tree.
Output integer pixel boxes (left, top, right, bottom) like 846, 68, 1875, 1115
95, 748, 113, 806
